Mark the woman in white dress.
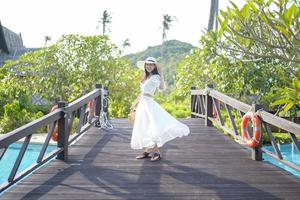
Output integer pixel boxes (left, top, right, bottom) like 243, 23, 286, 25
131, 57, 190, 162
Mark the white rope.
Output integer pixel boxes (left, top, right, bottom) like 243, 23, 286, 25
96, 111, 114, 130
95, 95, 114, 130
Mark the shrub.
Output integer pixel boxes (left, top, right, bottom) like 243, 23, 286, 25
0, 100, 43, 134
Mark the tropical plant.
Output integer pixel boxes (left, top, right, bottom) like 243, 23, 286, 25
217, 0, 300, 67
122, 38, 130, 48
272, 64, 300, 115
217, 0, 300, 114
162, 14, 177, 43
0, 99, 44, 134
2, 34, 140, 118
174, 0, 300, 113
44, 35, 51, 46
97, 10, 112, 35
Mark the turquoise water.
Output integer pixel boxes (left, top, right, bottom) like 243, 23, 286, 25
0, 143, 56, 185
263, 144, 300, 178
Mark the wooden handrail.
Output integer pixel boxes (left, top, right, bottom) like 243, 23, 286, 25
0, 85, 107, 193
191, 86, 300, 171
66, 89, 101, 114
209, 90, 252, 113
0, 110, 61, 148
190, 89, 205, 95
258, 110, 300, 135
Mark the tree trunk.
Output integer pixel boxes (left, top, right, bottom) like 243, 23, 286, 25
208, 0, 218, 31
103, 23, 105, 35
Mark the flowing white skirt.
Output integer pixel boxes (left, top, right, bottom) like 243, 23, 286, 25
131, 96, 190, 149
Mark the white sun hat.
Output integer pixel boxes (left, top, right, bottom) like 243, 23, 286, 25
145, 57, 157, 64
136, 57, 160, 69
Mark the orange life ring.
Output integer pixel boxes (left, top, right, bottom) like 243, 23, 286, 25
241, 112, 262, 148
49, 105, 58, 141
212, 99, 220, 118
87, 100, 95, 117
88, 100, 93, 109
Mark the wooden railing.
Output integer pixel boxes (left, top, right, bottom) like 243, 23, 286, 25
191, 85, 300, 172
0, 84, 107, 193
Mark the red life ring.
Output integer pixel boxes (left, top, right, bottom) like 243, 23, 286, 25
241, 112, 262, 148
49, 105, 58, 141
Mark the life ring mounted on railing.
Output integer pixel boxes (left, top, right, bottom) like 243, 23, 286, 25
87, 100, 95, 117
49, 105, 59, 141
212, 99, 220, 118
241, 112, 262, 148
88, 100, 93, 109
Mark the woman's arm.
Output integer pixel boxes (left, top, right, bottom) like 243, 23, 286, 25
158, 65, 165, 90
131, 93, 142, 108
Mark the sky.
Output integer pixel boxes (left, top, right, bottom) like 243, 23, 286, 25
0, 0, 245, 54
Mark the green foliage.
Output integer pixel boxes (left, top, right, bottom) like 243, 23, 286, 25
218, 0, 299, 106
70, 117, 79, 135
0, 76, 50, 133
153, 91, 191, 118
0, 78, 34, 116
171, 0, 300, 141
0, 100, 43, 134
174, 35, 217, 99
161, 102, 190, 118
271, 65, 300, 115
2, 35, 140, 119
174, 0, 299, 112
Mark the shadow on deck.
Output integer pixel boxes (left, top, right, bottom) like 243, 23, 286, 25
2, 118, 300, 200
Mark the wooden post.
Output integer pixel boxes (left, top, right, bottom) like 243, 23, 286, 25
57, 101, 69, 161
205, 84, 213, 127
191, 86, 196, 118
95, 84, 102, 116
252, 103, 263, 161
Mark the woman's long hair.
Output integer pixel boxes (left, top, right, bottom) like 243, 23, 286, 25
141, 64, 160, 82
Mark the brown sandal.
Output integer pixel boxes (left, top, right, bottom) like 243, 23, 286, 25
136, 152, 151, 159
150, 153, 161, 162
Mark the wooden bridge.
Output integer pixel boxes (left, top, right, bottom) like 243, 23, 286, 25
1, 85, 300, 199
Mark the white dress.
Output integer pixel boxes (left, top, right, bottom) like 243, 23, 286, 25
131, 75, 190, 149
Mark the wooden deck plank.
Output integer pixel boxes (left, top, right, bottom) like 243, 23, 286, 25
2, 118, 300, 200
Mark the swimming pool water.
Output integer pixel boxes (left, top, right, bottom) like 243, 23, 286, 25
0, 143, 56, 185
263, 144, 300, 178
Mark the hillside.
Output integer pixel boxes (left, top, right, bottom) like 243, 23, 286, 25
124, 40, 194, 85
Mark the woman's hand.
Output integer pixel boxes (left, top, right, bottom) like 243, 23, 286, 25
157, 64, 163, 75
156, 64, 165, 90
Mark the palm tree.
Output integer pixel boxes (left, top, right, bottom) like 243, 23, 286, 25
96, 10, 112, 35
208, 0, 219, 31
122, 38, 130, 48
161, 14, 177, 85
162, 14, 177, 43
44, 35, 51, 46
